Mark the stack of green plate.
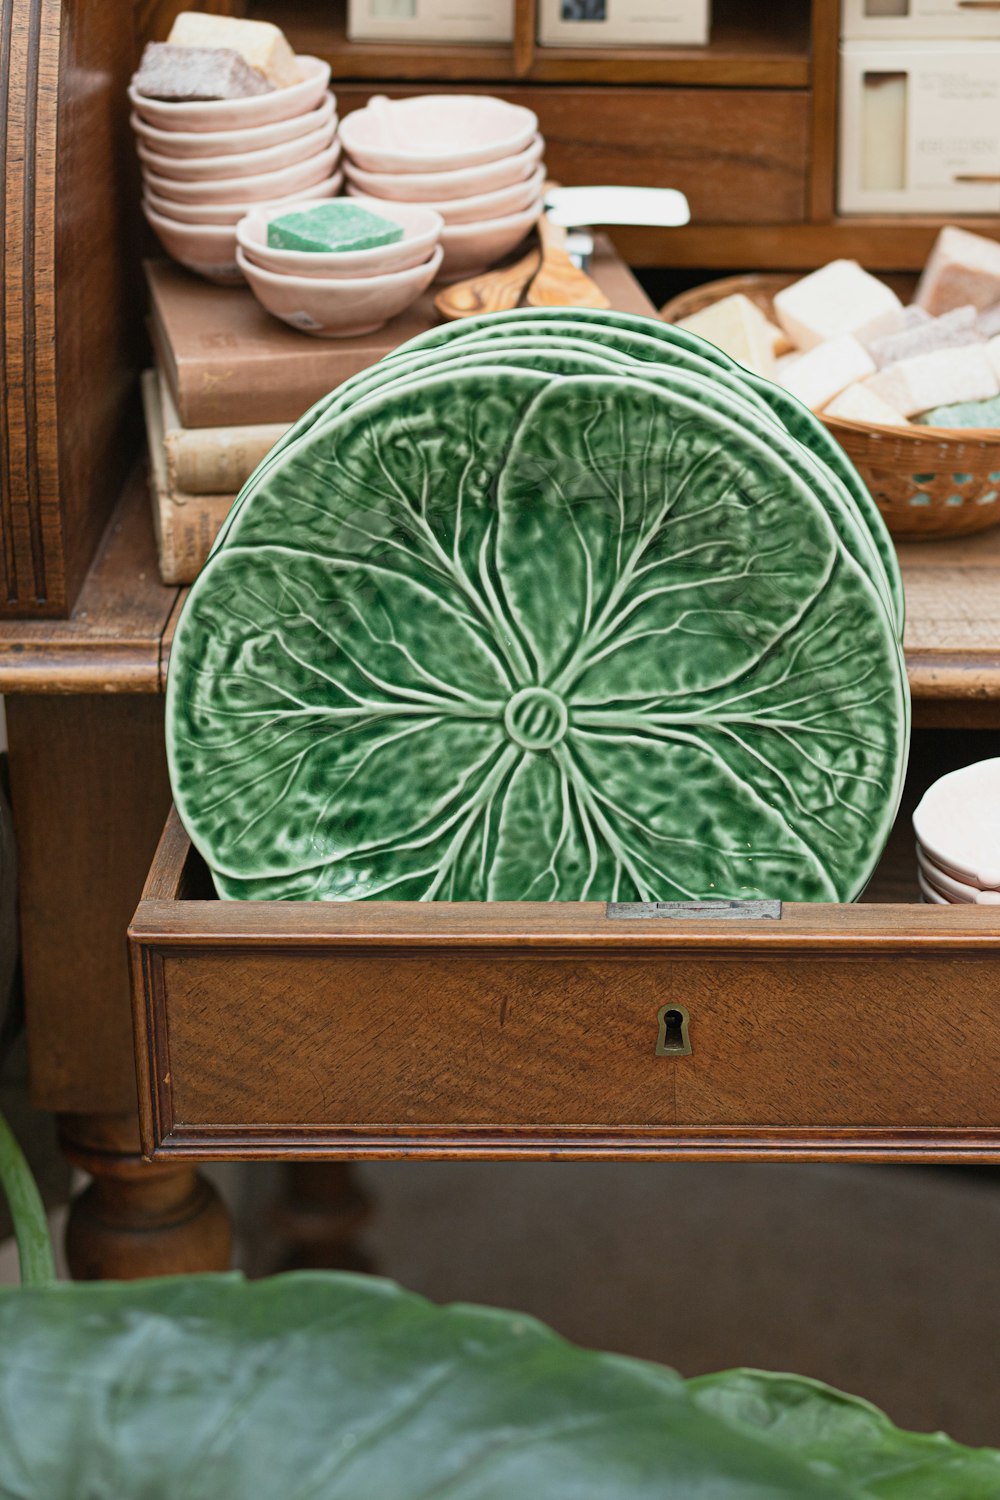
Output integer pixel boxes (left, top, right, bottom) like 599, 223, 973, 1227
166, 308, 910, 904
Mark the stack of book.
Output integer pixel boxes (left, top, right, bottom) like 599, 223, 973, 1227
142, 248, 655, 583
142, 259, 448, 583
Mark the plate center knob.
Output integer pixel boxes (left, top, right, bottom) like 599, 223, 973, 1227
504, 687, 569, 751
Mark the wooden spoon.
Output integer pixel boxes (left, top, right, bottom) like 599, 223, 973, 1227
526, 211, 610, 311
434, 248, 542, 322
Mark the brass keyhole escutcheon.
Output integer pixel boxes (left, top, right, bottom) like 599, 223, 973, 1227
656, 1004, 692, 1057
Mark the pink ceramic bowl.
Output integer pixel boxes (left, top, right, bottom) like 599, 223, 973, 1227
143, 141, 341, 205
349, 166, 544, 226
339, 94, 537, 174
130, 94, 335, 158
912, 757, 1000, 889
916, 845, 1000, 904
143, 202, 241, 284
136, 119, 337, 182
917, 868, 948, 905
237, 200, 443, 279
236, 243, 443, 337
342, 134, 544, 202
129, 56, 331, 133
144, 173, 342, 226
437, 199, 541, 280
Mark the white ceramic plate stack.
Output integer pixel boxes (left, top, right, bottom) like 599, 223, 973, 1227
130, 56, 340, 283
913, 759, 1000, 905
235, 199, 444, 337
339, 94, 544, 281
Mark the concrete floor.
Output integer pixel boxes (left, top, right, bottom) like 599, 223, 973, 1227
354, 1159, 1000, 1449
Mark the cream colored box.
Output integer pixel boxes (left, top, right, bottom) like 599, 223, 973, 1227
841, 0, 1000, 42
840, 42, 1000, 215
538, 0, 709, 48
348, 0, 513, 44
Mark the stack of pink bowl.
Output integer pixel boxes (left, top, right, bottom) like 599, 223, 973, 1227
339, 94, 544, 281
913, 759, 1000, 905
131, 56, 340, 284
235, 200, 444, 337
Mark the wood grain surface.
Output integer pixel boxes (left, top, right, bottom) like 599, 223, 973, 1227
0, 473, 179, 693
526, 213, 610, 309
434, 250, 542, 321
10, 693, 172, 1114
128, 811, 1000, 1163
0, 0, 142, 616
332, 84, 810, 228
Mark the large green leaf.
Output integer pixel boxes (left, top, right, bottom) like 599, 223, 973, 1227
690, 1370, 1000, 1498
168, 369, 907, 902
0, 1271, 994, 1498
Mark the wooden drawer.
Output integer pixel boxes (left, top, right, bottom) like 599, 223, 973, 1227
130, 811, 1000, 1164
334, 86, 809, 226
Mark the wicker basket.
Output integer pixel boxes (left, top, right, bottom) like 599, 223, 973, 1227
660, 273, 1000, 540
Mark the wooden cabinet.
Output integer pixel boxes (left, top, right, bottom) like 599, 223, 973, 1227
130, 812, 1000, 1163
0, 0, 142, 617
266, 0, 1000, 272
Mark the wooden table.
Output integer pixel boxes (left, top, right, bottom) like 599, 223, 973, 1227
2, 470, 999, 1275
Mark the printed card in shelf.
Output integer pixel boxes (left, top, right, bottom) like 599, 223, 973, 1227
840, 42, 1000, 216
347, 0, 513, 44
537, 0, 710, 47
841, 0, 1000, 42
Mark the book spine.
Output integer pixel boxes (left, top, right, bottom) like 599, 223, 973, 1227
150, 482, 238, 586
165, 423, 288, 495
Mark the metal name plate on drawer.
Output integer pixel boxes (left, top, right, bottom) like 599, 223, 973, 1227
606, 900, 782, 921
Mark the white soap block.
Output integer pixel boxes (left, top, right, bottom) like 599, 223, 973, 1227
763, 315, 795, 357
676, 295, 777, 378
779, 335, 876, 413
773, 260, 904, 351
824, 384, 910, 427
915, 227, 1000, 317
776, 351, 803, 380
863, 345, 999, 418
167, 12, 300, 87
867, 305, 981, 368
985, 335, 1000, 382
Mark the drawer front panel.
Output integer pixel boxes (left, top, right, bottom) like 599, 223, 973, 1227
153, 949, 1000, 1137
334, 86, 810, 225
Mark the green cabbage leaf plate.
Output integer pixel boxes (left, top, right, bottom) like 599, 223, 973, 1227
168, 368, 907, 903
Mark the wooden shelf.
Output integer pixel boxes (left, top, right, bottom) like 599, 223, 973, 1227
266, 0, 810, 88
609, 217, 1000, 273
0, 472, 179, 695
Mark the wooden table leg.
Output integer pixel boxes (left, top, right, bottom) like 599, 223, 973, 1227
275, 1162, 375, 1273
60, 1111, 230, 1280
6, 694, 231, 1278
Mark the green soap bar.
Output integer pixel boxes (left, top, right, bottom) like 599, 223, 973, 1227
267, 202, 404, 254
917, 394, 1000, 429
